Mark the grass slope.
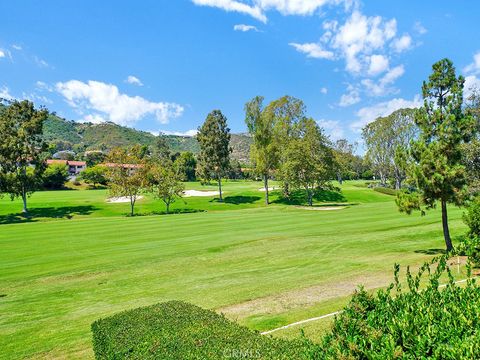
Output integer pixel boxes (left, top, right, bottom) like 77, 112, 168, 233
0, 182, 466, 358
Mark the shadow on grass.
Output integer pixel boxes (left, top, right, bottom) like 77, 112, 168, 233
0, 205, 98, 225
211, 195, 261, 205
272, 189, 347, 206
414, 248, 446, 255
130, 209, 206, 217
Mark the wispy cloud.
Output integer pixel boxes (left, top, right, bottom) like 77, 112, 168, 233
234, 24, 259, 32
125, 75, 144, 86
289, 42, 334, 59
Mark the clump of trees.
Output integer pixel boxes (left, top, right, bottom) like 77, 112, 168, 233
245, 95, 337, 206
0, 99, 49, 213
362, 108, 417, 189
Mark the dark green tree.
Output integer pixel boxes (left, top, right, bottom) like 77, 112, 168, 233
196, 110, 231, 201
174, 152, 197, 181
0, 100, 48, 213
397, 59, 476, 251
42, 163, 69, 189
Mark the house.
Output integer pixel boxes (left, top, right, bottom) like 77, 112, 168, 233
46, 159, 87, 176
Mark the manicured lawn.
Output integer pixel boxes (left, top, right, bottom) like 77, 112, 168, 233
0, 181, 467, 358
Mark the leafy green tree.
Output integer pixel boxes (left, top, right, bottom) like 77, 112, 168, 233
0, 100, 48, 213
282, 118, 334, 206
106, 146, 148, 216
84, 151, 106, 167
363, 109, 417, 189
333, 139, 357, 185
174, 152, 197, 181
397, 59, 476, 251
147, 160, 185, 214
152, 134, 171, 160
268, 96, 306, 197
245, 96, 278, 204
80, 165, 107, 188
43, 163, 69, 189
196, 110, 232, 201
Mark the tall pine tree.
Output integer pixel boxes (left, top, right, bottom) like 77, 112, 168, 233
397, 59, 476, 251
197, 110, 231, 202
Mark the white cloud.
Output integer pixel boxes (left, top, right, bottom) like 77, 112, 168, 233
464, 75, 480, 98
191, 0, 266, 22
0, 49, 5, 58
34, 56, 50, 68
125, 75, 144, 86
361, 64, 405, 96
350, 95, 421, 131
368, 54, 389, 76
391, 34, 412, 53
56, 80, 184, 126
331, 11, 397, 73
413, 21, 427, 35
317, 119, 344, 140
464, 51, 480, 75
289, 42, 335, 59
0, 86, 13, 100
35, 81, 54, 92
339, 84, 360, 107
150, 129, 198, 137
320, 87, 328, 94
12, 44, 22, 50
191, 0, 347, 22
234, 24, 259, 32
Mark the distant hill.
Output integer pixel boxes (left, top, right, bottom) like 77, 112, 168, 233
42, 114, 252, 163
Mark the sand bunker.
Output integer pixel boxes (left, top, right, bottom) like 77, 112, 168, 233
258, 186, 279, 192
183, 190, 220, 197
107, 196, 143, 203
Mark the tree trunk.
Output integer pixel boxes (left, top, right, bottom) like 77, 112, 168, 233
264, 174, 269, 205
218, 175, 223, 202
441, 200, 453, 252
130, 196, 135, 216
21, 187, 28, 214
307, 188, 313, 206
395, 177, 401, 190
337, 171, 343, 185
166, 202, 170, 214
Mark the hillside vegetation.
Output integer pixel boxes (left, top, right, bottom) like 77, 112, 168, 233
43, 114, 252, 162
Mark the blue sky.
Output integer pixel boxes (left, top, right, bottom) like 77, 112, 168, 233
1, 0, 479, 145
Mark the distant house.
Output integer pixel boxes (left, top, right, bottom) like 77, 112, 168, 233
46, 159, 87, 176
101, 162, 142, 175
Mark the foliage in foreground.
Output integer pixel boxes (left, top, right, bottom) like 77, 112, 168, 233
91, 301, 314, 360
92, 251, 480, 359
322, 255, 480, 359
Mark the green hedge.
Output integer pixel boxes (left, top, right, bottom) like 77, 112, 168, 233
374, 186, 399, 196
91, 301, 317, 359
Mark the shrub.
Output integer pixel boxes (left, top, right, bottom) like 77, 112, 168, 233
320, 255, 480, 359
91, 301, 316, 359
464, 197, 480, 238
373, 186, 398, 196
42, 163, 69, 189
463, 197, 480, 266
80, 165, 107, 188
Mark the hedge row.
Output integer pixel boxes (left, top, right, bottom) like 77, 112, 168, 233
92, 301, 318, 359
